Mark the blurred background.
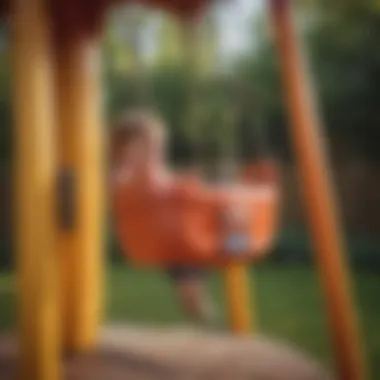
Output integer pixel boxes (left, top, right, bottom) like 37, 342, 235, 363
0, 0, 379, 377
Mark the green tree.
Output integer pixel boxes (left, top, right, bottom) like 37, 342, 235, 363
234, 1, 380, 161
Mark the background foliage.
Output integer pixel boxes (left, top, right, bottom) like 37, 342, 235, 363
0, 1, 379, 269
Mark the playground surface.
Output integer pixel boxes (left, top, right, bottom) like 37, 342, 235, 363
0, 326, 329, 380
0, 265, 379, 378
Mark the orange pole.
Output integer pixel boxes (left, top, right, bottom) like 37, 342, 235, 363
11, 0, 60, 379
224, 263, 252, 335
269, 1, 366, 379
55, 37, 105, 353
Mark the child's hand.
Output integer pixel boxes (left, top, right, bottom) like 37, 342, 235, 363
242, 161, 280, 184
224, 198, 249, 230
222, 199, 251, 254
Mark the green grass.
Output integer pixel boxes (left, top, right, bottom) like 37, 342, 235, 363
1, 264, 380, 378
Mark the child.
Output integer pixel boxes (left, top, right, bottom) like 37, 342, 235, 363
109, 109, 218, 327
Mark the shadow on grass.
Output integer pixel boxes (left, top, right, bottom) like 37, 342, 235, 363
0, 290, 15, 333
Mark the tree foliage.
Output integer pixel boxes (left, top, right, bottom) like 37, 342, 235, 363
1, 3, 380, 268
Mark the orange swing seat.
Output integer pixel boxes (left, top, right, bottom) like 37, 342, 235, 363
113, 162, 280, 268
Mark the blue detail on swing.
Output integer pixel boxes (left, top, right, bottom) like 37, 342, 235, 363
224, 234, 251, 255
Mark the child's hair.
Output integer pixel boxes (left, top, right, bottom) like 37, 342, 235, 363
111, 108, 164, 149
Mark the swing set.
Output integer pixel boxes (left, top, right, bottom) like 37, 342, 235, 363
4, 0, 367, 379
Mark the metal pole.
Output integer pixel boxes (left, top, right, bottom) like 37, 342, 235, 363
182, 18, 252, 335
269, 1, 366, 379
181, 19, 204, 168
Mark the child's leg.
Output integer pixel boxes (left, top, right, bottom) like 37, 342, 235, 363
167, 267, 218, 327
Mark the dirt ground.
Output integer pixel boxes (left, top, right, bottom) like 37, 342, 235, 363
0, 326, 331, 380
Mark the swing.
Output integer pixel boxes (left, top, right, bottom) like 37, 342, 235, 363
113, 168, 279, 267
9, 1, 365, 379
111, 3, 280, 268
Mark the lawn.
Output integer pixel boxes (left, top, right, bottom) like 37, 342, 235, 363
0, 264, 379, 378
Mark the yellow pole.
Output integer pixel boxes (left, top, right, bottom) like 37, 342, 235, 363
11, 0, 60, 379
55, 36, 104, 353
222, 90, 253, 335
224, 264, 252, 334
269, 1, 366, 379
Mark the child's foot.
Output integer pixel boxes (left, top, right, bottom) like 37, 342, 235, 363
197, 308, 226, 332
